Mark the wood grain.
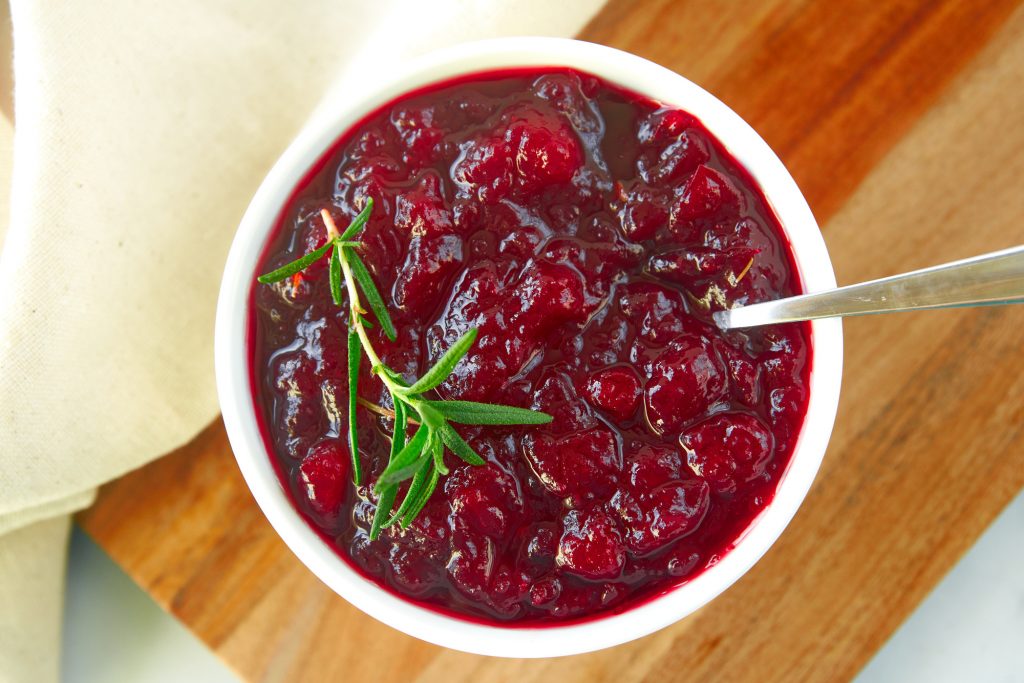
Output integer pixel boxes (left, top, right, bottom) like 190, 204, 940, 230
79, 1, 1024, 681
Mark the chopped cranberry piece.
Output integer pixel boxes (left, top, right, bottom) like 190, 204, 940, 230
529, 575, 563, 606
715, 341, 762, 406
671, 165, 741, 224
660, 545, 703, 577
504, 260, 588, 340
452, 135, 514, 204
617, 282, 688, 344
504, 106, 583, 191
394, 173, 454, 237
388, 545, 439, 596
638, 130, 709, 185
394, 235, 463, 316
297, 440, 349, 519
612, 478, 710, 554
533, 73, 603, 140
618, 184, 671, 241
390, 106, 444, 167
452, 104, 582, 203
486, 564, 528, 617
584, 366, 642, 422
680, 412, 774, 494
625, 444, 685, 491
556, 509, 625, 580
644, 333, 729, 433
647, 245, 760, 290
447, 522, 496, 600
523, 428, 620, 500
519, 522, 560, 568
273, 353, 324, 456
498, 226, 544, 259
531, 372, 598, 432
638, 108, 700, 145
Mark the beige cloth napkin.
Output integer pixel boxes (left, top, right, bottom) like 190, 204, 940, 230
0, 2, 603, 680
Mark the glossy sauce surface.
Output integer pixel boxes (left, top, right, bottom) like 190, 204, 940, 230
250, 68, 811, 623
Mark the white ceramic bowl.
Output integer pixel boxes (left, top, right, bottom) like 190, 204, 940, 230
215, 37, 843, 658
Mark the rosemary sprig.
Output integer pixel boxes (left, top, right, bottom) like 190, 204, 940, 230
258, 200, 552, 538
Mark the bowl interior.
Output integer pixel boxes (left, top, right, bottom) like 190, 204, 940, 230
215, 36, 843, 658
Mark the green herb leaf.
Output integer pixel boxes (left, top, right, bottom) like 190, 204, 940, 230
380, 445, 432, 489
256, 242, 332, 283
438, 423, 485, 466
415, 401, 445, 430
402, 462, 440, 527
369, 394, 408, 541
381, 366, 410, 388
390, 399, 407, 459
431, 431, 449, 475
329, 243, 344, 306
423, 400, 553, 426
347, 328, 362, 485
369, 485, 397, 541
400, 329, 477, 396
338, 199, 374, 241
376, 423, 430, 488
385, 457, 433, 528
345, 247, 397, 342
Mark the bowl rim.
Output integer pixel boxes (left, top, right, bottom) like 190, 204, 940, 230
215, 36, 843, 658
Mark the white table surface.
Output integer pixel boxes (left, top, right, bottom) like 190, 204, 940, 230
63, 490, 1024, 682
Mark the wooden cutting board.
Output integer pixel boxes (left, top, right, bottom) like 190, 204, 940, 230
78, 1, 1024, 680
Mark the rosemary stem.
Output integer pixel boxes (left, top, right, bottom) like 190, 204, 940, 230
338, 247, 407, 398
357, 396, 421, 424
323, 207, 408, 411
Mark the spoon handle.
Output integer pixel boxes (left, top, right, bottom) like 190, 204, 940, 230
715, 244, 1024, 330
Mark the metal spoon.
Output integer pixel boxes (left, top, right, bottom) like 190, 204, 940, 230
713, 245, 1024, 330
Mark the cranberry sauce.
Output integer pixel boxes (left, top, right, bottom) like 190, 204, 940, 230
250, 68, 811, 624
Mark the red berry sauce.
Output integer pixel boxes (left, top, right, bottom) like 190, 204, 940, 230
250, 68, 811, 624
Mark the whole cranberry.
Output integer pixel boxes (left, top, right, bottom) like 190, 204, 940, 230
445, 464, 523, 539
584, 366, 642, 422
556, 509, 625, 580
644, 333, 728, 433
297, 440, 349, 519
680, 412, 774, 494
